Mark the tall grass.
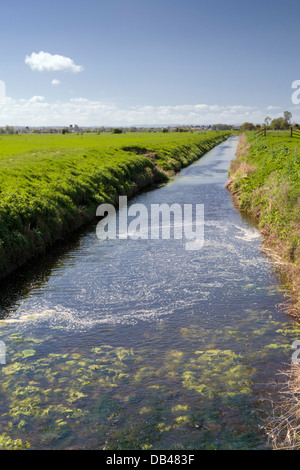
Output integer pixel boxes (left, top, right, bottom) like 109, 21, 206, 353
228, 133, 300, 271
227, 132, 300, 450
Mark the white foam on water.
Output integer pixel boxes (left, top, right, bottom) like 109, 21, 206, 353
2, 309, 54, 324
2, 305, 170, 330
233, 225, 261, 242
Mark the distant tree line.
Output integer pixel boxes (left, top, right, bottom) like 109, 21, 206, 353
211, 124, 233, 131
0, 125, 18, 134
241, 111, 295, 132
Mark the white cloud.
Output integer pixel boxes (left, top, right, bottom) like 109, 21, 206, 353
25, 51, 83, 73
0, 95, 293, 127
51, 79, 61, 86
29, 95, 45, 102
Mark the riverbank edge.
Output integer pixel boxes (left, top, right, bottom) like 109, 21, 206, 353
1, 133, 230, 281
226, 133, 300, 315
226, 133, 300, 449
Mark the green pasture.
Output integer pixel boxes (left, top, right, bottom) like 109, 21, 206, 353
0, 132, 208, 161
0, 131, 230, 277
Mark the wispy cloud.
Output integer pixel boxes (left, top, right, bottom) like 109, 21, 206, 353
28, 96, 45, 103
51, 79, 61, 86
0, 95, 293, 127
266, 106, 281, 111
25, 51, 83, 73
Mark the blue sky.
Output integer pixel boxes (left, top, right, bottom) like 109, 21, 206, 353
0, 0, 300, 126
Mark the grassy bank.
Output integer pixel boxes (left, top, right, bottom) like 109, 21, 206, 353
226, 132, 300, 449
0, 131, 230, 278
227, 132, 300, 310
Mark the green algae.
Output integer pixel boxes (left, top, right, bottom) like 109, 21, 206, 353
0, 433, 30, 450
0, 313, 292, 450
21, 350, 36, 358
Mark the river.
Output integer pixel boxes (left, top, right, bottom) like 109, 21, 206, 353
0, 136, 296, 450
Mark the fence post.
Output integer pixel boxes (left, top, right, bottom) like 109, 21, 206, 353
291, 126, 293, 138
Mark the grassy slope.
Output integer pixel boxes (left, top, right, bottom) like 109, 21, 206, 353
227, 132, 300, 304
227, 132, 300, 450
0, 131, 230, 278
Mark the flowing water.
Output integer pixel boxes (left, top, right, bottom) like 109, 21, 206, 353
0, 136, 298, 450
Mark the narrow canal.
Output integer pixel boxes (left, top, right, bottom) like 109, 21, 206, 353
0, 136, 296, 450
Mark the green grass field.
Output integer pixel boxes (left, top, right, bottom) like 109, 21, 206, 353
0, 132, 210, 161
0, 131, 230, 277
